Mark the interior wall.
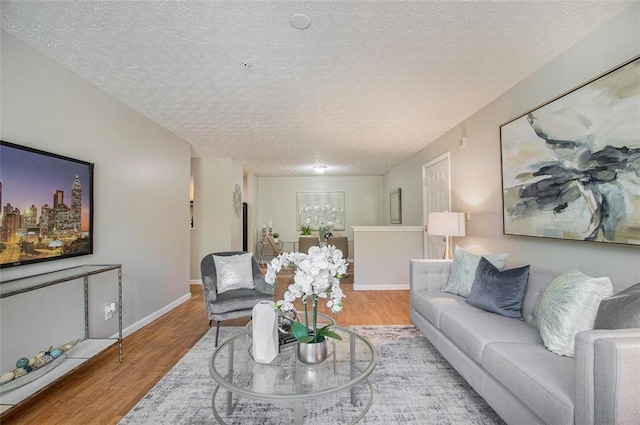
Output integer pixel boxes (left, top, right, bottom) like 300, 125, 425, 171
189, 158, 245, 279
257, 176, 384, 257
231, 160, 244, 251
0, 32, 191, 372
384, 4, 640, 291
244, 172, 259, 255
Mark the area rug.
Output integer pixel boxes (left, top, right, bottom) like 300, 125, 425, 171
119, 325, 505, 425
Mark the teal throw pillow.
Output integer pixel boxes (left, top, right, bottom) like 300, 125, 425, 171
442, 246, 508, 297
466, 257, 530, 319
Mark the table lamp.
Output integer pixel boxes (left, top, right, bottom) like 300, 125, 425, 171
427, 212, 466, 259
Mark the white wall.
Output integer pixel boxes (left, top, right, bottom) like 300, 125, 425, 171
0, 32, 192, 372
257, 176, 384, 257
353, 226, 423, 290
189, 158, 244, 279
384, 4, 640, 291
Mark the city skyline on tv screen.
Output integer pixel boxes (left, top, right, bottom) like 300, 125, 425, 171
0, 141, 93, 268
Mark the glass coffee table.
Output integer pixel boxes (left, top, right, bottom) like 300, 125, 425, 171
208, 326, 377, 424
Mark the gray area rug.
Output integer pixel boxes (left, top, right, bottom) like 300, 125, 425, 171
120, 325, 505, 424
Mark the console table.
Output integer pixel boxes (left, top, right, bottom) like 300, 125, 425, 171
0, 264, 123, 413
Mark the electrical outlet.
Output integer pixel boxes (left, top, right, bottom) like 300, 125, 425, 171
104, 302, 116, 321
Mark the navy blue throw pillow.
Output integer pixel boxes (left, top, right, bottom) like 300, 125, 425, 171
466, 257, 530, 319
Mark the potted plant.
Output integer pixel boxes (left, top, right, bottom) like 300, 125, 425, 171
272, 232, 279, 242
298, 224, 312, 236
265, 246, 347, 364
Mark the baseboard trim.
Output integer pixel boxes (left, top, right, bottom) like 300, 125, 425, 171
190, 279, 203, 285
111, 292, 192, 339
353, 284, 409, 291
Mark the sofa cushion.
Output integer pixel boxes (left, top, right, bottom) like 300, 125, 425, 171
466, 257, 530, 319
439, 309, 542, 363
442, 246, 508, 297
213, 253, 255, 293
411, 290, 478, 329
520, 266, 558, 327
539, 270, 613, 357
483, 342, 575, 425
594, 282, 640, 330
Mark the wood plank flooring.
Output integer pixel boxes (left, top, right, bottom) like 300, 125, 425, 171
1, 270, 411, 425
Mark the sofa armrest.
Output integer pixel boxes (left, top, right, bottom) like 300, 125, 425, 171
410, 259, 452, 293
574, 328, 640, 425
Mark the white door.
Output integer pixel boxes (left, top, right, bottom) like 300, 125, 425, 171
423, 153, 451, 259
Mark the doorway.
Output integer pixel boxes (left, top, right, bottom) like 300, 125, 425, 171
422, 153, 451, 259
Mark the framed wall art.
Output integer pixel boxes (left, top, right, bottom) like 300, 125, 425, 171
500, 56, 640, 246
0, 141, 94, 268
296, 192, 345, 231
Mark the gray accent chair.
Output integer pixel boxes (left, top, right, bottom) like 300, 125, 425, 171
201, 251, 274, 346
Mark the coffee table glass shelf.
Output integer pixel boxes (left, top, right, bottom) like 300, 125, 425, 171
209, 326, 377, 425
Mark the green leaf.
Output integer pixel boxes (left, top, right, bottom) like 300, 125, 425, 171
298, 336, 314, 343
316, 325, 343, 341
322, 330, 343, 341
290, 322, 309, 340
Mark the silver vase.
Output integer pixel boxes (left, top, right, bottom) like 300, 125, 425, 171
297, 340, 328, 364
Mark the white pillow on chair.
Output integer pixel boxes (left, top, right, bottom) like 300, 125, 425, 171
212, 253, 255, 293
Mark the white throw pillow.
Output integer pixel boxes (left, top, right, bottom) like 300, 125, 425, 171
538, 270, 613, 357
442, 246, 508, 297
212, 253, 255, 294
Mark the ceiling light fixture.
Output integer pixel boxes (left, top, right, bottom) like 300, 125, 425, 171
313, 165, 327, 174
290, 14, 311, 30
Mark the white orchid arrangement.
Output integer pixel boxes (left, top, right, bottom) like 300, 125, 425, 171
265, 245, 347, 343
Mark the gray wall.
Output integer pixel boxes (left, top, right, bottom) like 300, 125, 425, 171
0, 32, 191, 371
384, 3, 640, 291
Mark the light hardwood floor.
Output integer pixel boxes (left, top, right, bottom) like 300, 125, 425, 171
1, 271, 411, 425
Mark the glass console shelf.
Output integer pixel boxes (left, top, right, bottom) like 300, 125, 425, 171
0, 264, 123, 414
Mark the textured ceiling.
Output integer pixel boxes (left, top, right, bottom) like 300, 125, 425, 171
0, 1, 632, 176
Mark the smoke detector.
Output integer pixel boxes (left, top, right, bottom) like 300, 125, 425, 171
290, 14, 311, 30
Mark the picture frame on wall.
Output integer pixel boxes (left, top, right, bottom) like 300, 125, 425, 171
500, 56, 640, 246
296, 192, 345, 230
0, 141, 94, 268
390, 188, 402, 224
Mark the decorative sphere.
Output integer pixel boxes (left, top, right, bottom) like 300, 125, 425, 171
33, 357, 48, 369
13, 368, 27, 378
15, 358, 29, 369
50, 348, 63, 358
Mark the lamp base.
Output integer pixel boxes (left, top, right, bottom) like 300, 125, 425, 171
443, 236, 453, 260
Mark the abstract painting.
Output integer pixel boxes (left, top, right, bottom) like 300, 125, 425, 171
296, 192, 345, 231
500, 56, 640, 246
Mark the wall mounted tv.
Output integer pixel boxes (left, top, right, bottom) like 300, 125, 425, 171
0, 141, 94, 268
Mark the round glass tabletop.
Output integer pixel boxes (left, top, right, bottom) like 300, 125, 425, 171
209, 326, 376, 401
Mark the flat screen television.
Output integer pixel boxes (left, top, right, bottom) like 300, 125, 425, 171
0, 141, 94, 268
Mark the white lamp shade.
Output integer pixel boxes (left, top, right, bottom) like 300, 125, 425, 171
427, 212, 466, 237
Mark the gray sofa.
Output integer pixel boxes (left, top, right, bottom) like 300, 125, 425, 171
410, 259, 640, 425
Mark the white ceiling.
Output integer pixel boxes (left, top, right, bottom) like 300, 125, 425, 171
0, 1, 632, 176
